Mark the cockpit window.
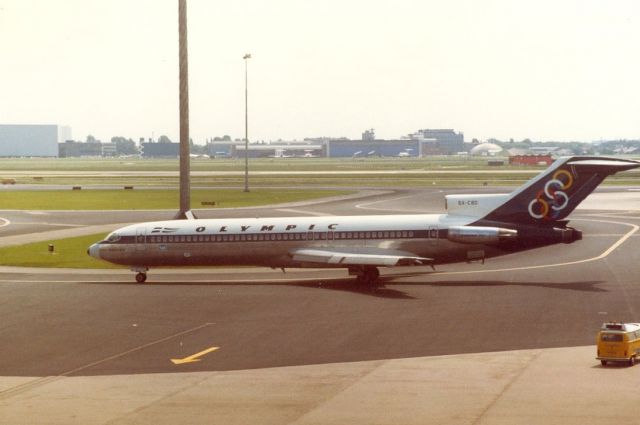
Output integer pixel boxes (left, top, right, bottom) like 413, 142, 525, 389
106, 232, 121, 243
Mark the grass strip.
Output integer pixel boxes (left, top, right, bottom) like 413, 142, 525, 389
0, 189, 352, 210
0, 233, 120, 269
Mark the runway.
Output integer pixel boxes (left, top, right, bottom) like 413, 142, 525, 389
1, 187, 639, 424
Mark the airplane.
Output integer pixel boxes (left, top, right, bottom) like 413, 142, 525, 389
301, 149, 318, 158
88, 156, 640, 284
269, 149, 293, 158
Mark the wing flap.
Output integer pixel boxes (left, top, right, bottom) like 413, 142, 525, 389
290, 248, 432, 267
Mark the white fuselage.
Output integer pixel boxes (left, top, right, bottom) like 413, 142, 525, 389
89, 213, 502, 268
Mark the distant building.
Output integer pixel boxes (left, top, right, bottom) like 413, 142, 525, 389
362, 129, 375, 141
206, 141, 324, 158
469, 143, 503, 156
406, 129, 465, 154
101, 143, 117, 156
58, 140, 102, 157
206, 141, 235, 158
141, 142, 180, 157
326, 139, 420, 158
0, 124, 71, 157
509, 154, 554, 166
529, 146, 559, 155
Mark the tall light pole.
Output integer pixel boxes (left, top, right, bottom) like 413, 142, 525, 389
243, 53, 251, 193
176, 0, 193, 219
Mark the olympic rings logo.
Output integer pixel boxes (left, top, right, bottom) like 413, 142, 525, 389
527, 169, 574, 220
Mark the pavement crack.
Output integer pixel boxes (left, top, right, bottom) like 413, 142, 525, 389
61, 322, 214, 377
285, 360, 387, 425
470, 349, 543, 425
0, 376, 63, 400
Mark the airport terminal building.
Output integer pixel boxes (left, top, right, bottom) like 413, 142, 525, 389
0, 124, 71, 157
206, 129, 466, 159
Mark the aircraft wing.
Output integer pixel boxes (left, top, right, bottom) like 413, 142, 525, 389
289, 248, 432, 267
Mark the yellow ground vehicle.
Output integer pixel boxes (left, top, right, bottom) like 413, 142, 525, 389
596, 322, 640, 366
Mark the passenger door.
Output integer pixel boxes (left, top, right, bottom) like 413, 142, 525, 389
427, 225, 439, 245
135, 227, 146, 251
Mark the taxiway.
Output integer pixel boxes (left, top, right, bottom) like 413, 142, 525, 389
0, 188, 639, 424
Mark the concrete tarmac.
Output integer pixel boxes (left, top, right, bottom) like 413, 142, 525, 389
0, 188, 639, 424
2, 346, 639, 425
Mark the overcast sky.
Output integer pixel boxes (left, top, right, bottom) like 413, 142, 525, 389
1, 0, 639, 144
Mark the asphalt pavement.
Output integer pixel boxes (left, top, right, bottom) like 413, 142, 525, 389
0, 188, 639, 424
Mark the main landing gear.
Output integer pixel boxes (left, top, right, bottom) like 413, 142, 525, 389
132, 267, 149, 283
350, 266, 380, 285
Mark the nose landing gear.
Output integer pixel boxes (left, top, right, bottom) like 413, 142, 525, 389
131, 267, 149, 283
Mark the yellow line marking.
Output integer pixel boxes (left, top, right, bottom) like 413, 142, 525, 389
61, 323, 214, 376
0, 323, 215, 400
171, 346, 219, 365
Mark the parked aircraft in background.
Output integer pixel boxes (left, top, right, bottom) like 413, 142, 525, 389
88, 157, 640, 283
302, 150, 318, 158
269, 149, 293, 158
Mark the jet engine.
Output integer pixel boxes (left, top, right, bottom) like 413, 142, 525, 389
447, 226, 517, 244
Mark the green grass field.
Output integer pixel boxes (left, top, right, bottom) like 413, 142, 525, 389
0, 156, 501, 172
0, 233, 120, 269
2, 157, 637, 188
0, 188, 352, 210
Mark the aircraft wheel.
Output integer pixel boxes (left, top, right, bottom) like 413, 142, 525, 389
135, 272, 147, 283
629, 357, 635, 367
600, 360, 607, 366
357, 267, 379, 284
367, 267, 380, 282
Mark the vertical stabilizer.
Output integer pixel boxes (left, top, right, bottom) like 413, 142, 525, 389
480, 156, 639, 224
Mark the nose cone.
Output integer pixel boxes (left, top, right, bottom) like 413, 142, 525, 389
88, 243, 101, 259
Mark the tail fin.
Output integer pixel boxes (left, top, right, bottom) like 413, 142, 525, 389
481, 156, 640, 224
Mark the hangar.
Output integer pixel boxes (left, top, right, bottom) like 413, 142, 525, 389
0, 124, 71, 157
